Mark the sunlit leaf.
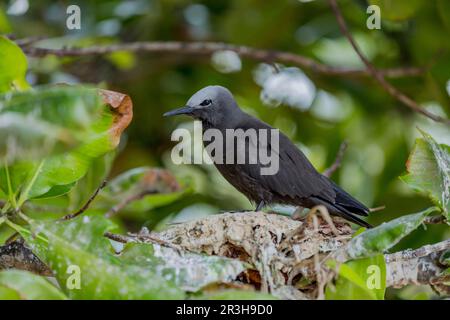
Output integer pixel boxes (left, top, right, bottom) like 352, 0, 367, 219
0, 86, 133, 205
21, 215, 184, 299
326, 255, 386, 300
0, 36, 29, 93
0, 270, 67, 300
0, 285, 21, 299
120, 242, 247, 292
344, 207, 436, 259
401, 130, 449, 221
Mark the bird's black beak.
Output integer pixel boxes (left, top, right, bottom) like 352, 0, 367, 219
163, 106, 193, 117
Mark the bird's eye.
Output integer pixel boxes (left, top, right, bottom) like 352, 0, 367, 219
200, 99, 212, 106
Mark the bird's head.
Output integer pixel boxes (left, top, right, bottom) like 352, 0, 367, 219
164, 85, 240, 126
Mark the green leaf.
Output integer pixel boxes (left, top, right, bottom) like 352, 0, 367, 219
0, 36, 29, 93
0, 270, 67, 300
401, 130, 450, 221
344, 207, 436, 259
0, 86, 133, 205
21, 215, 184, 299
20, 214, 249, 299
369, 0, 424, 21
0, 285, 21, 299
326, 255, 386, 300
120, 242, 247, 292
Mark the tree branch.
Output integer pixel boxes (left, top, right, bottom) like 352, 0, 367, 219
61, 180, 107, 220
328, 0, 449, 125
0, 240, 52, 276
323, 140, 348, 178
19, 40, 424, 79
385, 239, 450, 289
424, 215, 448, 225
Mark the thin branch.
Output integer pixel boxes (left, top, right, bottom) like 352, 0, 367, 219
13, 36, 48, 47
328, 0, 450, 125
104, 231, 130, 244
19, 40, 424, 78
385, 239, 450, 263
323, 140, 348, 178
61, 180, 107, 220
369, 205, 386, 213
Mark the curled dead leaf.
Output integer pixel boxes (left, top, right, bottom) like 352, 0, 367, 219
98, 89, 133, 146
140, 169, 181, 193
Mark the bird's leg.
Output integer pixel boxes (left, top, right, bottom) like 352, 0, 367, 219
255, 201, 265, 211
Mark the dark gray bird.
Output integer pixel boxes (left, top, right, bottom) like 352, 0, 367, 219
164, 85, 371, 228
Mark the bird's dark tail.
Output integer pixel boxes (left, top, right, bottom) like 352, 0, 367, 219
332, 181, 369, 215
314, 181, 372, 228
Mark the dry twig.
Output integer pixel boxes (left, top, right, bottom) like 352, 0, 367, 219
323, 140, 348, 178
20, 40, 424, 78
61, 180, 107, 220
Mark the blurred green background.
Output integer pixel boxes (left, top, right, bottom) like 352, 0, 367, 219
1, 0, 449, 299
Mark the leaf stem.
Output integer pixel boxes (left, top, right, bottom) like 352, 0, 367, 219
0, 216, 6, 227
17, 160, 45, 208
17, 210, 32, 223
3, 159, 17, 209
4, 218, 48, 244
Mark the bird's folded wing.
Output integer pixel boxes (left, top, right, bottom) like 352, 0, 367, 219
236, 122, 336, 203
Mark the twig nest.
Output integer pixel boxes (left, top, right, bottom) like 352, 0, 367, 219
143, 211, 354, 299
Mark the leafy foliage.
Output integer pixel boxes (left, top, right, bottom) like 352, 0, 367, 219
401, 130, 450, 221
0, 0, 449, 301
120, 242, 246, 292
19, 214, 249, 299
21, 215, 185, 299
0, 86, 132, 208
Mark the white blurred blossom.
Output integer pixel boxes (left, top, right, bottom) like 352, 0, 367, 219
211, 50, 242, 73
7, 0, 28, 16
254, 64, 316, 110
